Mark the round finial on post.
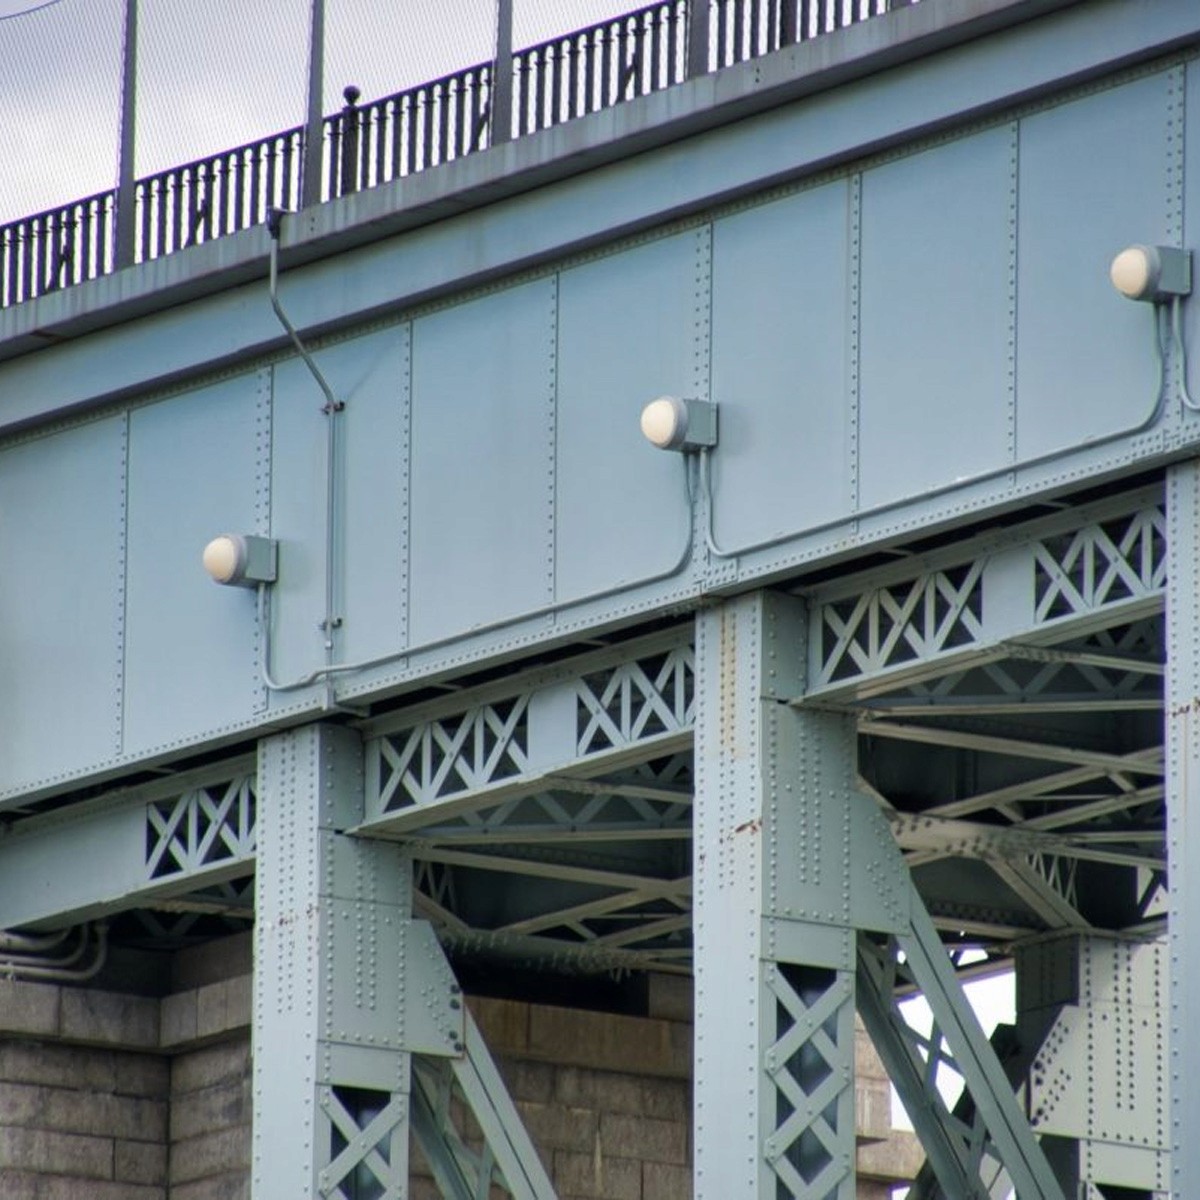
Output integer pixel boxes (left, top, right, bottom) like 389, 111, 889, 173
343, 85, 361, 108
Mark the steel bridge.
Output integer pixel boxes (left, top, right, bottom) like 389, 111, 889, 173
0, 0, 1196, 1195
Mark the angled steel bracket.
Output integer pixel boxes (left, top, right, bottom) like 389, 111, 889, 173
413, 1011, 557, 1200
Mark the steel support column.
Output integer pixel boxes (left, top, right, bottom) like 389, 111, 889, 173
696, 592, 1067, 1199
694, 593, 861, 1199
254, 723, 557, 1199
1166, 459, 1199, 1195
254, 724, 423, 1198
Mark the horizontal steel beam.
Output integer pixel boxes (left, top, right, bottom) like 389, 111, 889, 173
861, 718, 1165, 776
0, 757, 256, 930
803, 489, 1164, 702
358, 630, 694, 836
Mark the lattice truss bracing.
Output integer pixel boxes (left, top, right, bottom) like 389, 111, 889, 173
0, 757, 259, 933
811, 490, 1164, 695
759, 962, 857, 1198
145, 773, 256, 880
360, 632, 696, 974
859, 936, 1013, 1200
349, 487, 1170, 980
804, 488, 1168, 945
6, 485, 1165, 965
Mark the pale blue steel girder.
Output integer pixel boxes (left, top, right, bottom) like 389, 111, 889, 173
0, 756, 256, 931
803, 487, 1164, 704
358, 629, 694, 837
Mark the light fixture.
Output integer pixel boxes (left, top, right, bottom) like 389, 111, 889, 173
639, 396, 718, 452
202, 534, 278, 587
1110, 244, 1191, 303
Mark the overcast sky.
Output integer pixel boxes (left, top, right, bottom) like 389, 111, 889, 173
0, 0, 622, 222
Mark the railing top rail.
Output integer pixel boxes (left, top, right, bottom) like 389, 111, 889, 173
329, 56, 494, 123
0, 186, 114, 238
516, 0, 684, 58
136, 124, 305, 191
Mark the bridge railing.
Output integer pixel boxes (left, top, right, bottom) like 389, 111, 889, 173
329, 61, 495, 198
137, 129, 305, 261
710, 0, 893, 69
0, 0, 907, 309
512, 0, 688, 137
1, 189, 114, 307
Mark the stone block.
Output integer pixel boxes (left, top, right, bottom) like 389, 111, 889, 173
168, 1126, 251, 1186
528, 1006, 688, 1079
0, 1126, 114, 1179
599, 1113, 687, 1165
646, 973, 693, 1023
553, 1149, 642, 1200
222, 975, 252, 1030
855, 1023, 889, 1080
556, 1067, 636, 1114
19, 1175, 162, 1200
516, 1101, 595, 1153
497, 1056, 554, 1103
857, 1128, 925, 1183
0, 1082, 45, 1127
855, 1075, 895, 1142
469, 996, 530, 1055
116, 1139, 168, 1186
643, 1160, 691, 1200
0, 1043, 115, 1091
171, 933, 253, 992
171, 1038, 250, 1096
195, 982, 233, 1040
641, 1078, 688, 1123
0, 979, 61, 1038
170, 1078, 250, 1143
60, 988, 158, 1049
41, 1087, 166, 1141
0, 1170, 39, 1200
116, 1052, 170, 1099
168, 1172, 249, 1200
556, 1067, 687, 1121
160, 991, 199, 1049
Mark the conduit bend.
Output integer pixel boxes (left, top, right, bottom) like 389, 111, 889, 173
266, 210, 342, 710
0, 922, 109, 983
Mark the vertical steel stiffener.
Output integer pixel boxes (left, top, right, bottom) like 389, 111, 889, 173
1167, 460, 1199, 1196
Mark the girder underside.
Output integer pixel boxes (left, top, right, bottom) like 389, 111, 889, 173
0, 485, 1167, 983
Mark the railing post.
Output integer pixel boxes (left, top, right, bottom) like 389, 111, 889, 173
114, 0, 139, 269
491, 0, 514, 145
686, 0, 708, 78
339, 85, 361, 196
302, 0, 326, 208
779, 0, 797, 46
